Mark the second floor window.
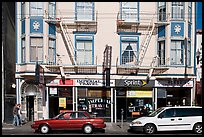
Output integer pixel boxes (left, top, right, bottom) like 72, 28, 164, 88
75, 2, 94, 21
76, 38, 93, 65
30, 37, 43, 62
171, 2, 184, 20
22, 38, 26, 63
170, 40, 184, 65
30, 2, 44, 17
158, 41, 166, 65
48, 38, 56, 64
120, 36, 138, 65
120, 2, 139, 22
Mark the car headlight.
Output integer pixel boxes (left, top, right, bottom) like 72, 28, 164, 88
132, 121, 142, 125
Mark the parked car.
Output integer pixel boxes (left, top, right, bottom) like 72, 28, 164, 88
31, 111, 106, 134
129, 106, 202, 134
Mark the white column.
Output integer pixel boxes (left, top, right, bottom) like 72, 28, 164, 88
16, 79, 20, 104
111, 88, 113, 123
75, 87, 78, 111
154, 88, 158, 110
72, 87, 75, 111
114, 89, 117, 123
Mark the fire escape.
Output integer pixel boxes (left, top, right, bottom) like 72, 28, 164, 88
116, 12, 169, 82
45, 11, 98, 78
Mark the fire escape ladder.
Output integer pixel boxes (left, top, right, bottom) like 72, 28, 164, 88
59, 21, 76, 65
137, 19, 156, 67
146, 56, 158, 82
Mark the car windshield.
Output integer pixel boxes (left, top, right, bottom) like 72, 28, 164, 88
147, 107, 165, 117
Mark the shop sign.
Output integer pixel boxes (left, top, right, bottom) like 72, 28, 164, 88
88, 98, 111, 110
75, 79, 115, 87
115, 79, 154, 87
46, 79, 59, 86
155, 80, 193, 87
59, 79, 73, 86
59, 98, 66, 108
127, 90, 152, 98
49, 87, 57, 95
46, 79, 74, 86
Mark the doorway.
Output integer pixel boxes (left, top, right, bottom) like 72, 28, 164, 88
49, 96, 59, 118
116, 97, 127, 121
26, 96, 34, 121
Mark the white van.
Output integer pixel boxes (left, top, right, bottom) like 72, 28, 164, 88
129, 106, 202, 134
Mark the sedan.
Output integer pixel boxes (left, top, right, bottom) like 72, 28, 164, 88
31, 111, 106, 134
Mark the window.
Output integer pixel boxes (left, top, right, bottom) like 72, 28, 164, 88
21, 2, 25, 19
75, 2, 94, 21
121, 2, 139, 22
22, 38, 26, 63
76, 40, 93, 65
30, 2, 44, 16
175, 108, 202, 117
158, 41, 165, 65
30, 37, 43, 62
172, 2, 184, 20
170, 40, 184, 65
48, 2, 56, 19
48, 38, 55, 64
186, 41, 191, 66
188, 2, 192, 23
159, 108, 175, 118
121, 41, 138, 65
158, 2, 166, 21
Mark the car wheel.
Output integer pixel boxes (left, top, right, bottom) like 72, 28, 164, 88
83, 124, 93, 134
144, 124, 156, 134
40, 124, 50, 134
193, 123, 202, 134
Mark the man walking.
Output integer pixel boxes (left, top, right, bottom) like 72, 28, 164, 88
13, 104, 19, 126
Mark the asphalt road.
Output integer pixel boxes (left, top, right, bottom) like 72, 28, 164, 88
2, 122, 201, 135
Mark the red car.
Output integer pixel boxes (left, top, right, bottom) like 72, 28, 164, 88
31, 111, 106, 134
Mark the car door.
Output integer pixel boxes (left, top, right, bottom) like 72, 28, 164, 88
67, 112, 87, 129
50, 112, 71, 130
156, 108, 177, 131
173, 108, 192, 131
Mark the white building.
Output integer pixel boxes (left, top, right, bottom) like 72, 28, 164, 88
195, 29, 202, 106
16, 2, 197, 122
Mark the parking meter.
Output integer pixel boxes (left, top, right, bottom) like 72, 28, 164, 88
121, 108, 124, 127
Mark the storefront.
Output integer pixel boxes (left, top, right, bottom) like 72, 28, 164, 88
47, 79, 115, 121
47, 79, 74, 118
155, 79, 194, 109
74, 79, 115, 121
115, 79, 155, 121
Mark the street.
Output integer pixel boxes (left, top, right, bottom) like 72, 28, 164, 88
2, 122, 201, 135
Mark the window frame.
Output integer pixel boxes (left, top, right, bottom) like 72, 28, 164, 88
30, 37, 44, 62
120, 2, 139, 22
158, 40, 166, 66
170, 40, 184, 66
158, 2, 166, 22
171, 2, 184, 20
75, 2, 95, 21
30, 2, 44, 17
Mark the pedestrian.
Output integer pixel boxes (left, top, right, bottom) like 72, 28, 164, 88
12, 104, 19, 126
17, 104, 23, 126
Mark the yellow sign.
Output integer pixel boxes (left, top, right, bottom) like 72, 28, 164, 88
59, 98, 66, 108
127, 90, 152, 98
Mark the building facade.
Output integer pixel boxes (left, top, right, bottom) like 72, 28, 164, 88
195, 29, 202, 106
16, 2, 197, 122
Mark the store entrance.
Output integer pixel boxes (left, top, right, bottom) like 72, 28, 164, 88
26, 96, 34, 121
116, 98, 127, 121
49, 97, 59, 118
